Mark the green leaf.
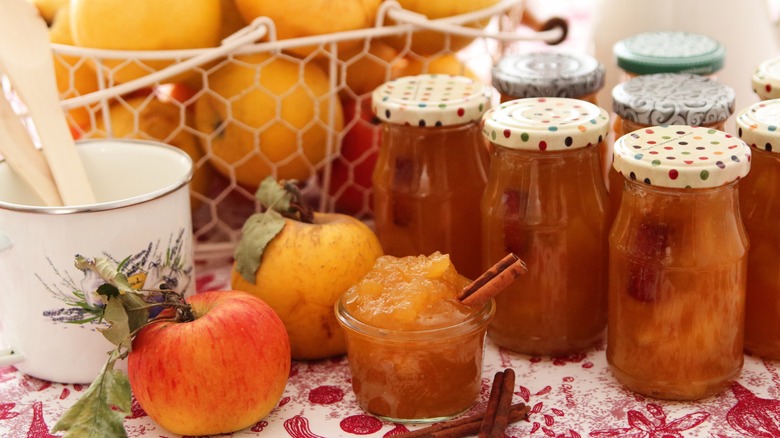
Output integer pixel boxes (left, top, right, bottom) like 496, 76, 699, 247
255, 176, 295, 213
97, 299, 130, 348
234, 209, 286, 284
52, 349, 132, 438
118, 292, 149, 338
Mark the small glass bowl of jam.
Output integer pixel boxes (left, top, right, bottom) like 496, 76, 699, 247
335, 252, 494, 422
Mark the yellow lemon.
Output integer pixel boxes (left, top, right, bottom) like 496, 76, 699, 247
193, 53, 343, 190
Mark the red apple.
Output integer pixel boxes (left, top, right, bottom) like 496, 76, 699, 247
326, 96, 381, 216
127, 290, 291, 436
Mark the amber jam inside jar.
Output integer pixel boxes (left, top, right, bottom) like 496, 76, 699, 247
608, 125, 751, 401
371, 74, 491, 280
608, 73, 735, 225
737, 100, 780, 359
480, 97, 610, 355
335, 253, 494, 422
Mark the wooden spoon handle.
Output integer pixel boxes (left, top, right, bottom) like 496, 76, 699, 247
0, 92, 63, 206
0, 0, 95, 206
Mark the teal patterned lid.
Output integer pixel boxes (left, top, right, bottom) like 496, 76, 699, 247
614, 31, 726, 75
613, 125, 751, 189
752, 56, 780, 100
372, 74, 492, 127
736, 99, 780, 153
491, 50, 605, 98
481, 97, 609, 151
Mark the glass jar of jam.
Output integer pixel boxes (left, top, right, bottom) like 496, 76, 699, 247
491, 50, 605, 105
371, 74, 492, 280
613, 31, 725, 80
335, 252, 494, 422
608, 73, 735, 225
737, 100, 780, 359
608, 125, 751, 401
480, 97, 610, 356
751, 56, 780, 100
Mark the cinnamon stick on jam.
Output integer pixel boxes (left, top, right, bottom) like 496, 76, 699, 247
459, 253, 527, 307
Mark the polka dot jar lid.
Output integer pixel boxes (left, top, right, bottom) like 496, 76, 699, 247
612, 73, 735, 126
736, 99, 780, 153
752, 56, 780, 100
491, 50, 605, 98
372, 74, 491, 127
613, 31, 725, 75
613, 125, 751, 189
481, 97, 609, 151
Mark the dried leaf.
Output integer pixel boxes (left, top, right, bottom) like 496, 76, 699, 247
98, 299, 130, 347
52, 350, 131, 437
234, 210, 286, 284
255, 176, 294, 213
75, 256, 135, 294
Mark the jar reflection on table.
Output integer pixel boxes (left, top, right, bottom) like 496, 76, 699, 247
480, 97, 610, 356
608, 125, 750, 401
335, 253, 494, 422
371, 74, 491, 280
736, 100, 780, 360
608, 73, 735, 225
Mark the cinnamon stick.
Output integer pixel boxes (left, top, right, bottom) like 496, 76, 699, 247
478, 371, 505, 437
459, 254, 527, 307
489, 368, 516, 438
392, 403, 530, 438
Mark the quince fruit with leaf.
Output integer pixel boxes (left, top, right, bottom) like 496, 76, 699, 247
232, 177, 384, 360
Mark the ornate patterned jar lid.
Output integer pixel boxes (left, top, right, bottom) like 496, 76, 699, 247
751, 56, 780, 100
612, 73, 735, 126
613, 125, 751, 189
491, 50, 605, 99
736, 99, 780, 153
613, 31, 726, 75
371, 74, 491, 127
481, 97, 609, 151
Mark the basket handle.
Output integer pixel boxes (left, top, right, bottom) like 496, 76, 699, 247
60, 17, 274, 110
378, 0, 567, 45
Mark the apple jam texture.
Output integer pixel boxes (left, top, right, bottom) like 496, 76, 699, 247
371, 74, 491, 280
608, 73, 735, 225
608, 125, 751, 400
737, 101, 780, 359
480, 98, 610, 355
336, 252, 494, 421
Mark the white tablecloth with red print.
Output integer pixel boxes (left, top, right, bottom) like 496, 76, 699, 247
1, 264, 780, 438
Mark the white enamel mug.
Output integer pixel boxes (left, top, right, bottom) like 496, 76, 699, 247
0, 139, 195, 383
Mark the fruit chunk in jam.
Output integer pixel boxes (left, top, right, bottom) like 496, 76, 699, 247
336, 252, 494, 421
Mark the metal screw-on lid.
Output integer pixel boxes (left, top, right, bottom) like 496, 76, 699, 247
613, 125, 751, 189
481, 97, 609, 151
491, 50, 605, 99
614, 31, 726, 75
752, 56, 780, 100
736, 99, 780, 153
612, 73, 735, 126
371, 74, 491, 127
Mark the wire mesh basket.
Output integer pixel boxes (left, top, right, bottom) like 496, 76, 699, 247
39, 0, 564, 261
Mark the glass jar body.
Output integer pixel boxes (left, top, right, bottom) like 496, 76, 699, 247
481, 144, 609, 355
608, 179, 748, 400
373, 122, 489, 280
740, 149, 780, 359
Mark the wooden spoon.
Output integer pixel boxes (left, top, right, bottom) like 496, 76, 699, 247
0, 91, 62, 206
0, 0, 95, 205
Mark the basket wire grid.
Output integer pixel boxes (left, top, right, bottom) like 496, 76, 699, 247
5, 0, 564, 261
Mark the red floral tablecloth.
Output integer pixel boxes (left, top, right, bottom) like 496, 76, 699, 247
2, 263, 780, 438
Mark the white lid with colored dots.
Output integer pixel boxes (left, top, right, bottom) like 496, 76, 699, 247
752, 57, 780, 100
737, 99, 780, 153
371, 74, 491, 127
481, 97, 609, 151
613, 125, 751, 189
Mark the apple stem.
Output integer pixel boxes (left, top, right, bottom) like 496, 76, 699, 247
282, 180, 314, 224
